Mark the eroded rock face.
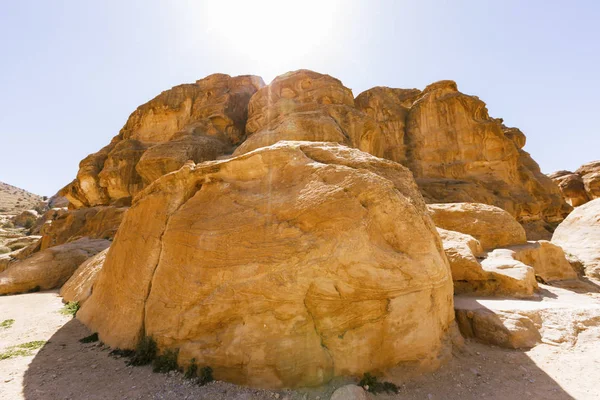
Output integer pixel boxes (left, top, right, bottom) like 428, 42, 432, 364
0, 238, 109, 295
38, 206, 126, 250
428, 203, 527, 250
78, 141, 454, 388
552, 198, 600, 278
356, 81, 570, 239
235, 70, 384, 157
549, 161, 600, 207
60, 74, 264, 208
60, 248, 108, 305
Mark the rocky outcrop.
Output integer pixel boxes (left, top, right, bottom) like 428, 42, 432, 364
235, 70, 384, 157
549, 161, 600, 207
60, 248, 108, 305
12, 209, 39, 228
78, 141, 454, 388
38, 206, 126, 250
428, 203, 527, 250
552, 198, 600, 278
455, 284, 600, 349
60, 74, 264, 208
356, 81, 570, 239
434, 205, 576, 296
0, 238, 109, 295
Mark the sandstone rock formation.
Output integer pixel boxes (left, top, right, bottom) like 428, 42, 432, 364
0, 238, 109, 295
60, 74, 264, 208
433, 204, 576, 296
60, 248, 108, 305
12, 209, 39, 228
356, 82, 570, 239
549, 160, 600, 207
455, 284, 600, 349
78, 141, 454, 388
552, 198, 600, 278
428, 203, 527, 250
235, 70, 383, 157
37, 206, 126, 250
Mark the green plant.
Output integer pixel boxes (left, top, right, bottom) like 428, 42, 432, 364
152, 349, 179, 373
128, 336, 158, 366
2, 221, 14, 229
359, 372, 398, 394
0, 246, 10, 254
0, 340, 46, 360
79, 332, 99, 343
198, 366, 214, 386
60, 301, 80, 317
0, 319, 15, 329
23, 217, 35, 229
185, 358, 198, 379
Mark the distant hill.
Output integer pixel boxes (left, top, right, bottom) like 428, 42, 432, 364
0, 181, 42, 214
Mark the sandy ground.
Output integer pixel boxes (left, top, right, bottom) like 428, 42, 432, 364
1, 290, 599, 400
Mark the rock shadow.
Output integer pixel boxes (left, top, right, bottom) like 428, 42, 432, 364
22, 317, 578, 400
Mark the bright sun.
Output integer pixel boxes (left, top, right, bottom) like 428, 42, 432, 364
200, 0, 344, 81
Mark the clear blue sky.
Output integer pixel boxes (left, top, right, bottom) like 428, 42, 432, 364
1, 1, 598, 196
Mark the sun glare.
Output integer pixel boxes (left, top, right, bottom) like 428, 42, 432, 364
201, 0, 344, 81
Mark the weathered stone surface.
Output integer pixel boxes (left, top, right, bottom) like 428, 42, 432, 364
0, 238, 110, 295
577, 161, 600, 199
437, 228, 487, 283
78, 141, 454, 388
39, 206, 126, 250
455, 284, 600, 348
428, 203, 527, 250
330, 385, 372, 400
60, 248, 108, 305
235, 70, 384, 157
552, 198, 600, 278
479, 249, 538, 297
353, 86, 421, 164
548, 161, 600, 208
12, 209, 39, 227
548, 170, 590, 207
357, 81, 570, 238
509, 241, 577, 282
60, 74, 264, 208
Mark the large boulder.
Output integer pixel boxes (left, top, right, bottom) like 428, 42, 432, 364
234, 70, 384, 157
552, 198, 600, 278
356, 81, 570, 239
428, 203, 527, 250
60, 248, 108, 305
0, 238, 110, 295
577, 161, 600, 200
60, 74, 264, 208
78, 141, 454, 388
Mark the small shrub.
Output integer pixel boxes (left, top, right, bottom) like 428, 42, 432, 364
109, 348, 135, 358
60, 301, 80, 317
128, 336, 158, 366
198, 366, 214, 386
359, 372, 399, 394
185, 358, 198, 379
23, 217, 35, 229
0, 246, 10, 254
79, 332, 99, 343
152, 349, 179, 373
2, 221, 14, 229
1, 319, 15, 329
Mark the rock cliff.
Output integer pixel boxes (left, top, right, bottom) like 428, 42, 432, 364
549, 160, 600, 207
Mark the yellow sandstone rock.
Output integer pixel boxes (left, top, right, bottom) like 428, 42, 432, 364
60, 248, 108, 305
0, 238, 109, 295
78, 141, 454, 388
